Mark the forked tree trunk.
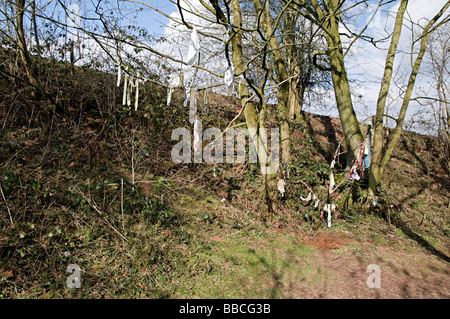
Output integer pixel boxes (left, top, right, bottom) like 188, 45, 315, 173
253, 0, 291, 168
369, 0, 450, 197
230, 0, 278, 214
369, 0, 408, 197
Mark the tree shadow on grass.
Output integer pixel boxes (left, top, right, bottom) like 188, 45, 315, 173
380, 173, 449, 264
397, 221, 450, 263
245, 248, 301, 298
399, 138, 450, 191
382, 209, 450, 264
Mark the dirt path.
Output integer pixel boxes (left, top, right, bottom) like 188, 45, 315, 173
289, 231, 450, 298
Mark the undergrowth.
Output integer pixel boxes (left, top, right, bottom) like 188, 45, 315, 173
0, 50, 448, 299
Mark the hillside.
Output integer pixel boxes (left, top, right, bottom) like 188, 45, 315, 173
0, 54, 449, 299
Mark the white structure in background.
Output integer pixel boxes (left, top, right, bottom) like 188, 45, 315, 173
66, 3, 81, 32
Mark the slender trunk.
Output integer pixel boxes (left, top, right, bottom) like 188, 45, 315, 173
254, 0, 291, 166
288, 77, 301, 120
285, 9, 303, 121
324, 4, 363, 166
258, 106, 278, 214
31, 0, 41, 58
369, 0, 408, 197
230, 0, 278, 214
370, 0, 450, 196
279, 97, 291, 166
15, 0, 39, 88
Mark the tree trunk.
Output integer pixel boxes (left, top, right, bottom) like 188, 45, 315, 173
15, 0, 40, 89
369, 0, 408, 197
230, 0, 278, 214
285, 10, 309, 122
324, 2, 364, 167
31, 0, 41, 59
253, 0, 291, 167
288, 77, 301, 120
369, 0, 450, 196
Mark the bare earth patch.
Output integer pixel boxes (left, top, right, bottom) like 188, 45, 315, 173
292, 231, 450, 299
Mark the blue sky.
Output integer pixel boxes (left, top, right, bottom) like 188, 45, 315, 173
60, 0, 447, 134
133, 0, 448, 134
134, 0, 177, 37
61, 0, 176, 37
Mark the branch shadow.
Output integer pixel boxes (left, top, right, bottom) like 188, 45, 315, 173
396, 220, 450, 263
245, 248, 300, 298
399, 138, 450, 191
380, 207, 450, 264
302, 113, 342, 164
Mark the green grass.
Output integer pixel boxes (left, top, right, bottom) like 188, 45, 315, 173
173, 225, 316, 299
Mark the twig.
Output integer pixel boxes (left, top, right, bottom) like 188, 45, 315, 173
290, 179, 314, 193
330, 173, 350, 195
75, 188, 128, 242
0, 183, 13, 226
131, 132, 135, 186
121, 178, 124, 231
331, 254, 343, 262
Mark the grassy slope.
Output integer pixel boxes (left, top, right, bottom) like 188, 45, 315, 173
0, 58, 448, 299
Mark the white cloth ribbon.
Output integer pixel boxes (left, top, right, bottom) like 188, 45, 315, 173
167, 87, 173, 106
329, 171, 335, 193
224, 64, 234, 92
184, 87, 190, 107
122, 72, 128, 106
127, 77, 132, 107
277, 179, 286, 196
134, 78, 139, 111
187, 28, 200, 66
300, 192, 311, 202
326, 204, 331, 228
192, 90, 200, 152
117, 65, 122, 87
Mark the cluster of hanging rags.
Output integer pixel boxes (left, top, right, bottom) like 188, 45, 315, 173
300, 192, 336, 228
186, 28, 201, 152
277, 163, 290, 198
349, 126, 372, 180
117, 65, 140, 112
168, 26, 239, 153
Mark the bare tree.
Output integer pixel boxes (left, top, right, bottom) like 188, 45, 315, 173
429, 24, 450, 173
411, 23, 450, 173
13, 0, 40, 89
287, 0, 449, 199
369, 0, 450, 197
